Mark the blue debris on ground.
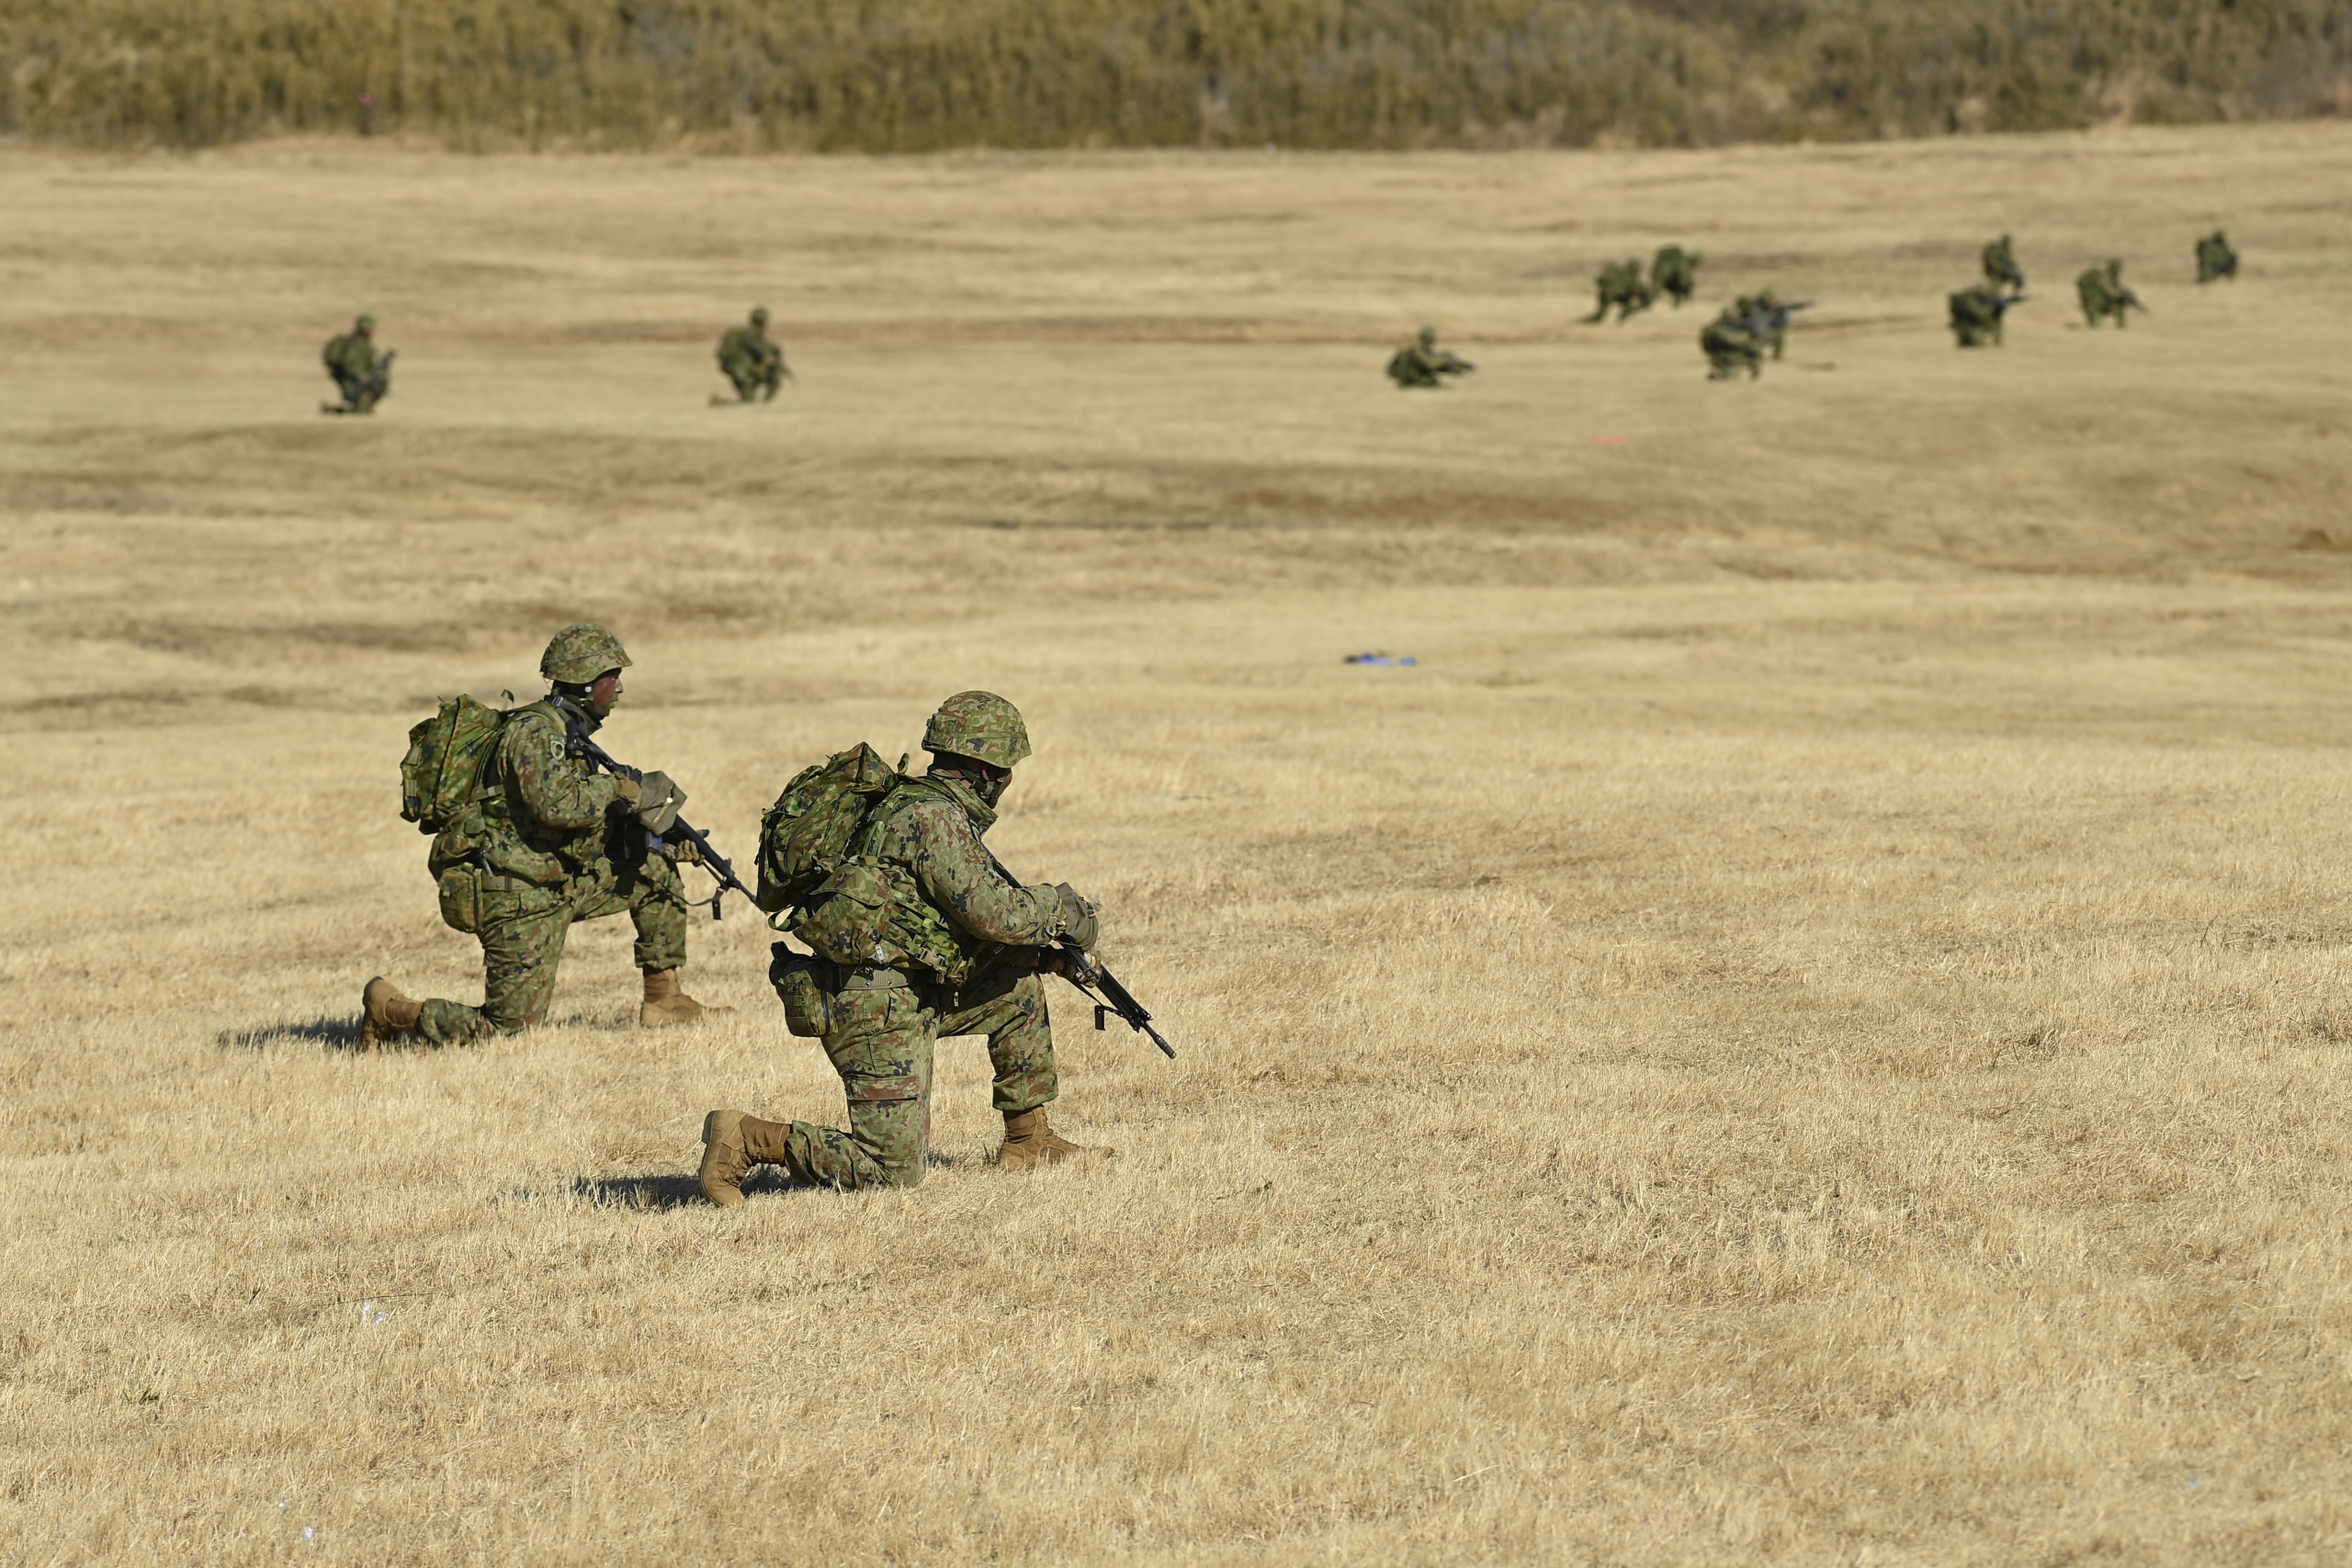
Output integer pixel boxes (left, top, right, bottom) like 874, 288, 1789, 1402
1343, 652, 1418, 666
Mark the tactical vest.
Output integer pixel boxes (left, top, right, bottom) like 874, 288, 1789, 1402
791, 776, 994, 986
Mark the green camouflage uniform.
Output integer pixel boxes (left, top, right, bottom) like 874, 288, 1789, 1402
322, 317, 391, 412
1949, 282, 2009, 347
1701, 307, 1763, 379
416, 695, 687, 1045
2077, 261, 2134, 328
1982, 234, 2025, 294
1584, 260, 1656, 324
2195, 231, 2238, 283
1652, 245, 1701, 307
770, 771, 1067, 1189
1385, 329, 1472, 389
717, 311, 786, 401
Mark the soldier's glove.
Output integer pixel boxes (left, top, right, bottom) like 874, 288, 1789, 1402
662, 837, 704, 866
1054, 883, 1100, 952
635, 771, 686, 837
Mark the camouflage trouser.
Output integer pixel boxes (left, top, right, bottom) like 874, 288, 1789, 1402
722, 360, 781, 401
776, 961, 1057, 1190
332, 372, 389, 412
416, 859, 688, 1046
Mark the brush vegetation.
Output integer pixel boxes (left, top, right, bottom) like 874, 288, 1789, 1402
4, 0, 2352, 152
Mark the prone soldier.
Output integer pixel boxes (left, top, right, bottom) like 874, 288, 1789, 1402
361, 624, 726, 1046
1385, 326, 1476, 389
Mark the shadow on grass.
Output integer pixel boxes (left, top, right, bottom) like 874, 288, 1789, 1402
572, 1168, 804, 1211
217, 1016, 370, 1052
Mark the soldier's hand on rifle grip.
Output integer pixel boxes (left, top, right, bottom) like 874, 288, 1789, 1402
1054, 883, 1100, 951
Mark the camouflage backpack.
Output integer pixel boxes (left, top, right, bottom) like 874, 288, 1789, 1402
753, 743, 907, 916
399, 694, 509, 834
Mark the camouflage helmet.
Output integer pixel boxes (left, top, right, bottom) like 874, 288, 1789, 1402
923, 691, 1031, 769
751, 306, 770, 325
356, 314, 376, 332
1417, 325, 1437, 344
540, 623, 632, 685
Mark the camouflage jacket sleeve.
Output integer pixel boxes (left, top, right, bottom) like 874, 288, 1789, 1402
500, 706, 622, 834
887, 796, 1062, 946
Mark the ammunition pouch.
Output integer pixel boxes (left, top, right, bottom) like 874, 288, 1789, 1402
435, 863, 482, 935
768, 944, 831, 1038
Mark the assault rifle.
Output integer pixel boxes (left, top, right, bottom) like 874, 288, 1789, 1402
1056, 942, 1176, 1059
566, 728, 758, 919
357, 347, 397, 400
982, 853, 1175, 1059
1747, 299, 1814, 333
2117, 285, 2150, 313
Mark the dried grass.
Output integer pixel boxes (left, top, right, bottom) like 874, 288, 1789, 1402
3, 125, 2352, 1562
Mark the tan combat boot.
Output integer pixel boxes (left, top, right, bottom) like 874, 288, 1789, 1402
998, 1108, 1113, 1171
359, 977, 423, 1048
698, 1110, 793, 1207
639, 968, 730, 1029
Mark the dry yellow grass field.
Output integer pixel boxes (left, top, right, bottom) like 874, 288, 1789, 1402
6, 124, 2352, 1564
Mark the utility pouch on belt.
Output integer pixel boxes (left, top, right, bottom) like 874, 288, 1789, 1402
789, 858, 895, 966
769, 943, 830, 1038
435, 863, 482, 935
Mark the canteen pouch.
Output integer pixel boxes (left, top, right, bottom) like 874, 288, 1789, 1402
769, 943, 830, 1038
435, 863, 482, 935
789, 858, 895, 967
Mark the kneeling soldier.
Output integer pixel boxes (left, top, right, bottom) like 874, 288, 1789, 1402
362, 624, 724, 1045
698, 691, 1108, 1201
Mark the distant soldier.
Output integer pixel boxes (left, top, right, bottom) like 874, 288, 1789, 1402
1385, 326, 1475, 389
715, 306, 788, 403
1652, 245, 1702, 308
1948, 281, 2027, 347
1700, 305, 1763, 380
321, 314, 393, 415
1982, 233, 2025, 295
2076, 259, 2145, 328
1584, 259, 1656, 324
2195, 230, 2239, 283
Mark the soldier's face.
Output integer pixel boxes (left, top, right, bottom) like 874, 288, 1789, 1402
588, 670, 624, 716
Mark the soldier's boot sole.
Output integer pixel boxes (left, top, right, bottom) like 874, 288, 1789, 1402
360, 976, 423, 1049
